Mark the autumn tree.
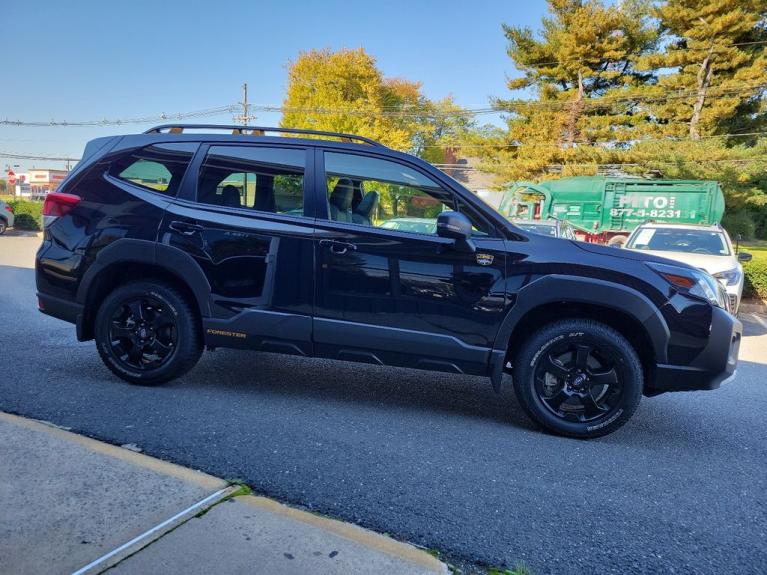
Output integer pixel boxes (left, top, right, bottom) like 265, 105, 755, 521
280, 48, 470, 156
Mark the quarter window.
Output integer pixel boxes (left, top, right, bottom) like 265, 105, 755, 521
197, 146, 305, 215
111, 143, 197, 195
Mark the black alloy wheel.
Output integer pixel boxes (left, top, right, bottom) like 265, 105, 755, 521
108, 296, 178, 372
535, 341, 623, 423
513, 319, 643, 438
95, 281, 203, 385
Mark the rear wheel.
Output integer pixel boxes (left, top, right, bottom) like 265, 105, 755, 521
0, 219, 6, 235
95, 281, 202, 385
513, 319, 642, 438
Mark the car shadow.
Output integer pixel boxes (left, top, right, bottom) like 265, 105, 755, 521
740, 312, 767, 336
180, 348, 539, 431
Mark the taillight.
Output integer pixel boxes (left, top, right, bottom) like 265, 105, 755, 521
42, 192, 81, 228
4, 204, 12, 213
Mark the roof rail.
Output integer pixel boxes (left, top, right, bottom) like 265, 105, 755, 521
142, 124, 384, 146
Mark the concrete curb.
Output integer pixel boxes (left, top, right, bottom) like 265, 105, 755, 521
0, 412, 227, 491
239, 495, 448, 574
0, 412, 448, 575
740, 299, 767, 315
1, 229, 43, 238
71, 486, 239, 575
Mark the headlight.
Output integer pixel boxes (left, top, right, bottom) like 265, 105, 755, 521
646, 262, 725, 308
714, 267, 742, 286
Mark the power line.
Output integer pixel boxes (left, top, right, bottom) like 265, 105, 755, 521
422, 130, 767, 149
1, 80, 764, 128
0, 105, 238, 128
497, 82, 767, 111
507, 38, 767, 69
436, 155, 767, 170
0, 151, 81, 162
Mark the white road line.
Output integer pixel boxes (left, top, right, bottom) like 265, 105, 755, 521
70, 487, 231, 575
750, 313, 767, 329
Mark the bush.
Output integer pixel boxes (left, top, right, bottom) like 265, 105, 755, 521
722, 210, 756, 240
8, 200, 43, 231
742, 244, 767, 299
743, 259, 767, 300
13, 213, 40, 230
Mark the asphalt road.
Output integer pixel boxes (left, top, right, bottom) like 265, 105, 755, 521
1, 234, 766, 574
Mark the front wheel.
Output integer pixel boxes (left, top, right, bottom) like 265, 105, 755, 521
513, 319, 643, 438
95, 281, 203, 385
0, 219, 6, 235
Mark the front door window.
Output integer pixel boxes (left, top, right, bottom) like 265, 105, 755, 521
323, 152, 489, 236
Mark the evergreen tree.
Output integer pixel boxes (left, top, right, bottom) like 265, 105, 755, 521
640, 0, 766, 140
478, 0, 657, 181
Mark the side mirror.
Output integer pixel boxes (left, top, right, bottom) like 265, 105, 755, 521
437, 211, 476, 253
738, 251, 752, 263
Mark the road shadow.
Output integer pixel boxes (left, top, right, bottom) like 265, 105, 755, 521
182, 348, 538, 431
741, 312, 767, 336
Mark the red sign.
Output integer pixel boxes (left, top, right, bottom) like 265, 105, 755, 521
7, 169, 16, 186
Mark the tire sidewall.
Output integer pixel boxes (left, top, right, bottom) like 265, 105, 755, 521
516, 321, 642, 438
95, 283, 191, 384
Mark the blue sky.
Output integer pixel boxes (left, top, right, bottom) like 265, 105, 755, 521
2, 0, 547, 172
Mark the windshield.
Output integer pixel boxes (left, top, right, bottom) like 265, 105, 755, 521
627, 228, 731, 256
516, 223, 557, 237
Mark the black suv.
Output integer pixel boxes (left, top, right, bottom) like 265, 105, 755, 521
36, 124, 742, 438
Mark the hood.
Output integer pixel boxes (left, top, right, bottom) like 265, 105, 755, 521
575, 242, 739, 275
624, 249, 738, 275
574, 241, 700, 270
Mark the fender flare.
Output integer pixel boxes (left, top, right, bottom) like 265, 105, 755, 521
488, 275, 669, 391
76, 239, 212, 317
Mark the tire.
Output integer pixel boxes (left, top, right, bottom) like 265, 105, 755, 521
513, 319, 642, 439
95, 281, 203, 385
0, 219, 6, 235
607, 235, 627, 248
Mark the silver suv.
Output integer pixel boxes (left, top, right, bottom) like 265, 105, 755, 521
0, 200, 14, 235
624, 223, 752, 313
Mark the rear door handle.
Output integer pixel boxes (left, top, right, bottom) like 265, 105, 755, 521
169, 221, 204, 236
319, 239, 357, 254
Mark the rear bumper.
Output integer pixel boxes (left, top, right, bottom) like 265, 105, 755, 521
653, 306, 741, 392
37, 292, 83, 328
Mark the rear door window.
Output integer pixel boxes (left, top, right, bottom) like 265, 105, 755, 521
110, 143, 197, 196
196, 146, 306, 216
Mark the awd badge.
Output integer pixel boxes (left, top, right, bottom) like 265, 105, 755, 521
476, 253, 494, 266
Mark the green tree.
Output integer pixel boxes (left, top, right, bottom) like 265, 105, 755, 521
639, 0, 767, 140
475, 0, 657, 182
502, 0, 656, 143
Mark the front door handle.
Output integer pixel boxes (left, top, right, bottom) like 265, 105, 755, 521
319, 239, 357, 255
169, 221, 204, 236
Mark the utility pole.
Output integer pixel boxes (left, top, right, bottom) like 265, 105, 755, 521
234, 83, 255, 125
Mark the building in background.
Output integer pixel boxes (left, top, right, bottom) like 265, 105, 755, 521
26, 169, 68, 195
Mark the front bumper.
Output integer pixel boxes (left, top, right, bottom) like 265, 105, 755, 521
653, 306, 741, 392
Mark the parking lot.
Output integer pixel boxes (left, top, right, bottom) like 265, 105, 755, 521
1, 233, 766, 574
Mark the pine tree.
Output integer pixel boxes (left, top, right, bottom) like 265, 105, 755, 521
640, 0, 767, 139
478, 0, 657, 181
